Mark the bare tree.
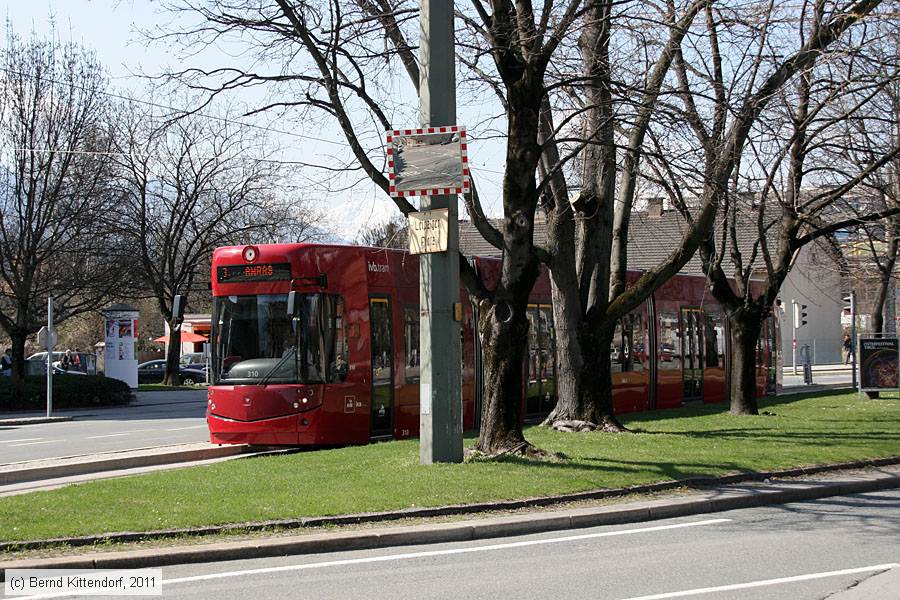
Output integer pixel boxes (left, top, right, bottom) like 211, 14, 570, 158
147, 0, 893, 447
519, 0, 888, 430
151, 0, 583, 456
356, 216, 409, 248
0, 26, 126, 382
678, 1, 900, 414
834, 55, 900, 335
113, 99, 313, 385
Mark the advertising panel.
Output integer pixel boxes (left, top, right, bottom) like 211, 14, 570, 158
102, 306, 139, 389
859, 336, 899, 391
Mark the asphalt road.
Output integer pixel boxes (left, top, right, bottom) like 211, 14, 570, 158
0, 391, 209, 463
147, 490, 900, 600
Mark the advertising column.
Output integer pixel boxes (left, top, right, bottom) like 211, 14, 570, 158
102, 303, 139, 388
859, 335, 899, 395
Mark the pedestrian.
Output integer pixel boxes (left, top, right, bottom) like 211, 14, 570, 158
1, 348, 12, 376
62, 349, 72, 371
843, 334, 853, 365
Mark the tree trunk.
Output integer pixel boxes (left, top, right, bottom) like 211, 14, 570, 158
544, 318, 626, 431
8, 329, 28, 385
580, 324, 627, 430
727, 309, 762, 415
474, 300, 530, 454
163, 323, 182, 386
542, 258, 584, 429
871, 273, 889, 334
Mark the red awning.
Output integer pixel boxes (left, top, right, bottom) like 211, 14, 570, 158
153, 332, 209, 344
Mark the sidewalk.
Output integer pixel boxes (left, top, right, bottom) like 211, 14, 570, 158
2, 462, 897, 571
783, 363, 852, 373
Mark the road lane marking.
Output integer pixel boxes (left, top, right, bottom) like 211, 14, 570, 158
164, 425, 207, 431
0, 438, 42, 444
6, 440, 59, 447
615, 563, 900, 599
85, 433, 130, 439
158, 519, 732, 587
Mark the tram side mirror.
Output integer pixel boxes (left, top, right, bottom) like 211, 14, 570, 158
287, 291, 297, 316
287, 291, 301, 333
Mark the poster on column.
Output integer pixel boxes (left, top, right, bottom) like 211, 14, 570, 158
102, 305, 139, 388
859, 337, 899, 391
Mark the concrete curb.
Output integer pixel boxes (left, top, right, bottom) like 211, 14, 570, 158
1, 466, 897, 572
0, 444, 250, 486
1, 457, 898, 565
0, 416, 73, 426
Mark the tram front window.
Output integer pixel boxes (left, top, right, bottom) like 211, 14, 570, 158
213, 294, 347, 385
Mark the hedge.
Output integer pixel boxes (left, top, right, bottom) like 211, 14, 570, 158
0, 375, 134, 411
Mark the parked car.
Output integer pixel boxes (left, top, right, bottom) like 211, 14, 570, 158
137, 359, 167, 384
180, 352, 206, 367
26, 351, 96, 376
138, 360, 208, 385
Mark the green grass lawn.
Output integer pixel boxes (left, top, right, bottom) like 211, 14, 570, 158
1, 391, 897, 543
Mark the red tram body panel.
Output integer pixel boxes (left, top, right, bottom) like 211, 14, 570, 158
207, 243, 779, 446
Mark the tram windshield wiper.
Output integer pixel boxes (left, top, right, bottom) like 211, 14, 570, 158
257, 350, 297, 386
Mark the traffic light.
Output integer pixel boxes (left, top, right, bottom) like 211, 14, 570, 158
793, 302, 808, 328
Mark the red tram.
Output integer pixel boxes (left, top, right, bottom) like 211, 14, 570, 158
206, 243, 779, 446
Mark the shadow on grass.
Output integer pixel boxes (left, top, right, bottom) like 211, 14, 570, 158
634, 428, 900, 441
491, 452, 755, 482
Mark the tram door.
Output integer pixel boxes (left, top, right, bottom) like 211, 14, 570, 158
681, 308, 704, 401
369, 298, 394, 438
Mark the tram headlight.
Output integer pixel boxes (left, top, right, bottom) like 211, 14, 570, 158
301, 397, 309, 404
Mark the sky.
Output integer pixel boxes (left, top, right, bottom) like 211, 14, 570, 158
3, 0, 507, 241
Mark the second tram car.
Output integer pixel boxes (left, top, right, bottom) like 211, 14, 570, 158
207, 243, 779, 446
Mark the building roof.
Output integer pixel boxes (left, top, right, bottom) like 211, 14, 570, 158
457, 209, 785, 275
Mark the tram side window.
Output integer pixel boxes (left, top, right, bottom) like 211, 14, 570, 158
540, 306, 555, 382
330, 296, 349, 382
308, 294, 349, 383
610, 320, 624, 373
621, 313, 645, 373
610, 314, 643, 373
705, 313, 725, 368
658, 311, 681, 370
404, 306, 420, 382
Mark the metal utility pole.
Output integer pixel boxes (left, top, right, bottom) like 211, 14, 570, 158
46, 297, 54, 418
418, 0, 462, 464
850, 290, 857, 390
791, 299, 798, 375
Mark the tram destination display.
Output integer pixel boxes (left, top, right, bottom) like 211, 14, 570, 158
859, 336, 899, 391
217, 263, 292, 283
